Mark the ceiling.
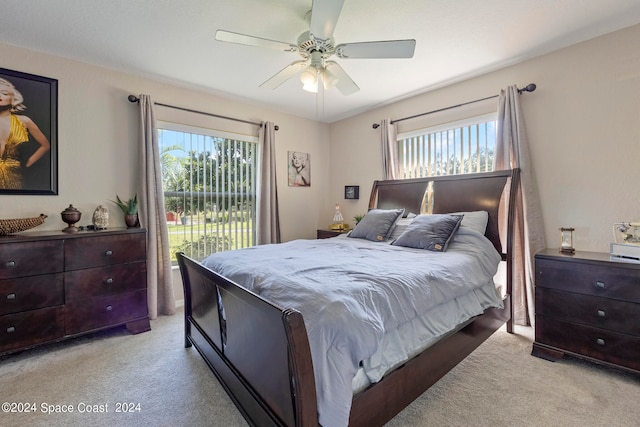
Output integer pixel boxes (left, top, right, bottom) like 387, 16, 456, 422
2, 0, 640, 123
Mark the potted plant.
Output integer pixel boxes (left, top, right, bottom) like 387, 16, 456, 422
113, 194, 139, 228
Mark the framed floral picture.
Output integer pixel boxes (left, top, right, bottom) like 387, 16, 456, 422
0, 68, 58, 195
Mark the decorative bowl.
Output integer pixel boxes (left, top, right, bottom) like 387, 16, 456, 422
0, 214, 47, 236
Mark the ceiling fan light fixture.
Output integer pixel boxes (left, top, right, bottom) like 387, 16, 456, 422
216, 0, 414, 97
300, 67, 319, 93
300, 68, 317, 85
302, 80, 319, 93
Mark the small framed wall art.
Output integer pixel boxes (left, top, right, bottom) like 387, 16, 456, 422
344, 185, 359, 200
288, 151, 310, 187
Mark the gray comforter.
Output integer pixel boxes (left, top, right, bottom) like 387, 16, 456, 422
201, 227, 502, 427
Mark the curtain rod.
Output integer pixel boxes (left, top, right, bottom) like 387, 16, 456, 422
371, 83, 536, 129
127, 95, 279, 130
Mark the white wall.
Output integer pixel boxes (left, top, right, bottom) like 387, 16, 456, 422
329, 23, 640, 253
0, 42, 330, 243
3, 23, 639, 304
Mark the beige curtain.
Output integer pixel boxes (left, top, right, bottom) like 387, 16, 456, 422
256, 121, 280, 245
495, 86, 545, 326
137, 95, 176, 319
381, 119, 400, 179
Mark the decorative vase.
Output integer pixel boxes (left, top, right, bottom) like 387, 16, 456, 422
124, 213, 139, 228
61, 205, 81, 233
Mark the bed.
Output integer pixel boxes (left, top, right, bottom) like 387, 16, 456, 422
177, 169, 519, 427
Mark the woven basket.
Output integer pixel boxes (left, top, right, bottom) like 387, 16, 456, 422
0, 214, 47, 236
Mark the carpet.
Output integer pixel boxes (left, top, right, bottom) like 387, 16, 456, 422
1, 309, 638, 427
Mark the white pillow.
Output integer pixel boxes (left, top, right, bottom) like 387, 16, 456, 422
449, 211, 489, 235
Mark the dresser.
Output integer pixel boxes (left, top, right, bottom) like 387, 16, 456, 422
0, 228, 150, 356
532, 249, 640, 373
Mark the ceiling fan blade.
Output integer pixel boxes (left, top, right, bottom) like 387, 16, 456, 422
260, 60, 308, 89
335, 39, 416, 59
309, 0, 345, 40
325, 61, 359, 96
215, 30, 297, 52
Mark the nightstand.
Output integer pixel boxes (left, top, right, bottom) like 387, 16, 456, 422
316, 229, 349, 239
532, 249, 640, 373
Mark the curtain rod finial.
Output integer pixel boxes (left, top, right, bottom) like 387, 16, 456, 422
128, 95, 139, 103
519, 83, 536, 94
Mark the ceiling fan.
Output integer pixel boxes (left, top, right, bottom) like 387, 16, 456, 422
215, 0, 416, 96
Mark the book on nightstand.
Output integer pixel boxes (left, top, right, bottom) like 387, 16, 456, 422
610, 242, 640, 263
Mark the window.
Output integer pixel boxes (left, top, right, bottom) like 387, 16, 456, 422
398, 113, 497, 179
158, 122, 258, 262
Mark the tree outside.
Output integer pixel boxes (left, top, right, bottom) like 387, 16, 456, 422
159, 129, 257, 261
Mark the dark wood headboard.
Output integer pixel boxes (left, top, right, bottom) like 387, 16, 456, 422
368, 170, 520, 256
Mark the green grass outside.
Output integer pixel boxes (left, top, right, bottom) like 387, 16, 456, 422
166, 219, 254, 261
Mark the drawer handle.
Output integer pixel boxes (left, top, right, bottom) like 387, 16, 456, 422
6, 293, 16, 300
596, 309, 606, 317
6, 260, 16, 268
6, 326, 15, 333
595, 281, 606, 290
106, 305, 113, 311
596, 338, 606, 346
105, 278, 114, 285
105, 250, 113, 256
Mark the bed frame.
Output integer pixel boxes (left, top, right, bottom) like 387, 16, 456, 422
177, 169, 519, 427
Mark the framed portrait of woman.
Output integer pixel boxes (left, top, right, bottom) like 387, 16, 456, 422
0, 68, 58, 195
288, 151, 310, 187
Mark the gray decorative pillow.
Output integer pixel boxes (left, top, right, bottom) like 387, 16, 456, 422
349, 209, 404, 242
392, 214, 463, 251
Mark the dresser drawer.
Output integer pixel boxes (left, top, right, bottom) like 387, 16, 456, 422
536, 258, 640, 303
536, 288, 640, 336
0, 306, 64, 353
64, 232, 146, 270
65, 289, 148, 335
535, 315, 640, 371
0, 274, 64, 315
0, 240, 64, 279
64, 262, 147, 301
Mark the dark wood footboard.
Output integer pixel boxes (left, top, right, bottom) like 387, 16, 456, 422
177, 252, 317, 426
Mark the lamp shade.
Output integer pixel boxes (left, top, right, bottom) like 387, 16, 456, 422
300, 67, 318, 92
